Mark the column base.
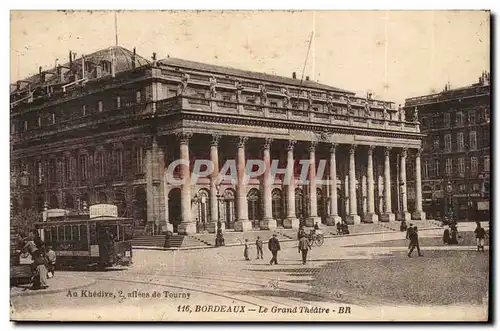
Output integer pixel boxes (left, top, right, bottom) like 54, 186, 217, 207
345, 215, 361, 225
234, 219, 252, 232
412, 210, 427, 221
161, 223, 174, 233
305, 216, 322, 227
380, 213, 395, 222
260, 218, 277, 230
400, 211, 412, 222
363, 213, 379, 223
326, 215, 342, 226
206, 221, 226, 234
283, 217, 300, 229
177, 222, 197, 235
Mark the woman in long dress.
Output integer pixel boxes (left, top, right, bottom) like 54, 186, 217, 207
31, 249, 48, 290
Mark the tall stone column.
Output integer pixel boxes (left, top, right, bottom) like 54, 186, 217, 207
400, 148, 411, 221
306, 141, 321, 227
260, 138, 276, 230
412, 148, 426, 220
177, 133, 196, 234
234, 136, 252, 232
284, 140, 299, 229
364, 145, 379, 223
207, 134, 224, 233
380, 146, 395, 222
346, 145, 361, 224
326, 143, 342, 225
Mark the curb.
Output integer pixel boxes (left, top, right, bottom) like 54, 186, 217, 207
10, 278, 97, 298
132, 225, 444, 251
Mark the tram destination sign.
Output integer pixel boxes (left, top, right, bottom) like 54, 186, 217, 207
89, 204, 118, 218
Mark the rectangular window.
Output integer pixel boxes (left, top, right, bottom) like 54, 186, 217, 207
116, 150, 124, 177
116, 96, 121, 109
473, 183, 480, 191
444, 113, 450, 127
270, 102, 278, 107
468, 110, 476, 124
82, 105, 86, 116
136, 146, 144, 173
445, 158, 452, 176
95, 152, 105, 178
63, 157, 71, 183
98, 101, 103, 112
484, 156, 490, 173
471, 157, 478, 175
48, 159, 57, 183
457, 132, 464, 151
433, 138, 440, 150
36, 161, 43, 185
435, 159, 441, 177
456, 111, 463, 125
79, 155, 88, 181
469, 131, 477, 150
458, 157, 465, 175
444, 134, 452, 152
136, 91, 141, 103
423, 160, 429, 179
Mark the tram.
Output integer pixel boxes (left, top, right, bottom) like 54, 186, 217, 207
33, 204, 134, 269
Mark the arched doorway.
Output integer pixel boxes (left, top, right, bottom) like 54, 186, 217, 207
295, 188, 306, 224
114, 191, 127, 217
223, 188, 236, 229
49, 193, 59, 209
272, 188, 284, 227
317, 187, 326, 223
133, 187, 147, 226
195, 189, 210, 232
247, 188, 261, 228
168, 188, 181, 233
97, 191, 108, 204
64, 193, 75, 209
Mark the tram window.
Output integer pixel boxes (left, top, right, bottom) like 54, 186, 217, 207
123, 225, 133, 240
45, 229, 52, 242
90, 224, 98, 245
72, 225, 79, 241
58, 226, 65, 241
80, 224, 88, 242
64, 225, 72, 241
51, 227, 57, 241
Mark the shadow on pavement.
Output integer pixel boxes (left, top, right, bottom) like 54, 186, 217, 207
224, 289, 329, 303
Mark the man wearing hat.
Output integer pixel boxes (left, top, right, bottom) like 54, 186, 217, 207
268, 234, 281, 265
406, 223, 414, 249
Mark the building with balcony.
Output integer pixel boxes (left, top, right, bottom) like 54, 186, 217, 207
10, 45, 426, 234
404, 72, 491, 222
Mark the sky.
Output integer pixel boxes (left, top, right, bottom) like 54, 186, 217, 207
10, 10, 490, 105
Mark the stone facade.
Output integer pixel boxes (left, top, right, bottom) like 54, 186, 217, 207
10, 46, 425, 234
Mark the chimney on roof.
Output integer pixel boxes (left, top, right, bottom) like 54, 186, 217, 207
57, 65, 64, 82
306, 76, 310, 81
39, 66, 45, 83
292, 72, 297, 79
69, 51, 73, 66
132, 47, 136, 69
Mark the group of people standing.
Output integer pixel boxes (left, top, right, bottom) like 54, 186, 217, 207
18, 231, 57, 290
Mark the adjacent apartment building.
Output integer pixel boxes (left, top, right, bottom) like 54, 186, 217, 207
404, 72, 491, 221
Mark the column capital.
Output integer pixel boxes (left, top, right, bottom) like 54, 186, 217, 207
384, 146, 392, 156
330, 143, 338, 154
401, 147, 408, 158
238, 136, 248, 148
177, 132, 192, 145
263, 138, 273, 150
211, 134, 221, 147
309, 141, 318, 152
367, 145, 376, 155
287, 140, 297, 151
349, 144, 357, 155
415, 148, 422, 157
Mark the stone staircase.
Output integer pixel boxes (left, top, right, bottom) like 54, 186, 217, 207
131, 234, 212, 249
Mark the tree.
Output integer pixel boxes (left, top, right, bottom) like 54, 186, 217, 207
11, 208, 41, 237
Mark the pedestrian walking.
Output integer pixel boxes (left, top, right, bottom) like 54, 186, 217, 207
474, 221, 486, 253
268, 234, 281, 265
406, 223, 414, 249
31, 249, 48, 290
298, 235, 312, 265
244, 239, 250, 261
442, 225, 451, 245
256, 236, 263, 259
400, 220, 408, 232
45, 245, 56, 277
336, 222, 342, 235
408, 226, 423, 257
297, 227, 306, 240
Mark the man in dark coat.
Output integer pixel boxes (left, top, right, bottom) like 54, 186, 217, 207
298, 235, 312, 265
408, 226, 423, 257
268, 234, 281, 265
406, 223, 414, 249
474, 222, 486, 253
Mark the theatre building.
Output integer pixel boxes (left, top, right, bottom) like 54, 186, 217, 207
10, 46, 425, 234
404, 73, 491, 221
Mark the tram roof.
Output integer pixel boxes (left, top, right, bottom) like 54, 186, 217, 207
34, 217, 134, 226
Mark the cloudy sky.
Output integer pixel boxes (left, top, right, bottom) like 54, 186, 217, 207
10, 10, 490, 104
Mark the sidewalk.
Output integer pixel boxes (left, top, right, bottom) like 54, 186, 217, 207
10, 272, 96, 297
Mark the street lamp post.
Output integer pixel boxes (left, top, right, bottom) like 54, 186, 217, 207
215, 185, 225, 247
445, 180, 453, 224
